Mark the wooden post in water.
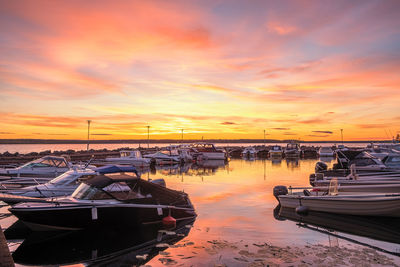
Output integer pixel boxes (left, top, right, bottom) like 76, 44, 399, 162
0, 225, 14, 267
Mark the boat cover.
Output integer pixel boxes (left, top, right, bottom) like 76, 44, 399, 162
94, 165, 138, 175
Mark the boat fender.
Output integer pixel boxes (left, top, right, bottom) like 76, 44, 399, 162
273, 186, 288, 201
162, 214, 176, 228
295, 205, 309, 215
91, 207, 98, 220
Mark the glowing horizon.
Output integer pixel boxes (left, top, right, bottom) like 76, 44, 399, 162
0, 0, 399, 141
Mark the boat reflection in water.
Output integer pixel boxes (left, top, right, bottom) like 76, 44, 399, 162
9, 218, 195, 266
275, 205, 400, 256
286, 158, 299, 170
151, 160, 228, 178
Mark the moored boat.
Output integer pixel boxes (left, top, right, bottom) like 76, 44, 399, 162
318, 146, 334, 157
9, 173, 196, 231
105, 150, 151, 167
0, 165, 138, 204
273, 185, 400, 217
284, 142, 300, 158
143, 151, 181, 165
0, 156, 74, 178
269, 145, 283, 158
241, 146, 256, 158
190, 143, 226, 160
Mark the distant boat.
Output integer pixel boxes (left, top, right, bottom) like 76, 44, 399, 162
105, 150, 151, 167
0, 156, 77, 178
190, 143, 226, 160
143, 151, 181, 165
269, 145, 283, 157
284, 142, 300, 158
10, 173, 196, 231
318, 146, 334, 157
241, 146, 256, 158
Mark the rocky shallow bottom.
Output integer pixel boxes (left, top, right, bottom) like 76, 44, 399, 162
143, 238, 399, 267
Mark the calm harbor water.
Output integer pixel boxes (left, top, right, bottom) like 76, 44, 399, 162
1, 157, 399, 266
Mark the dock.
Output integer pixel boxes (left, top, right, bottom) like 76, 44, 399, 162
0, 225, 14, 267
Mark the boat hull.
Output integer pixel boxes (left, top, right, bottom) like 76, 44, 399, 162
278, 195, 400, 217
198, 152, 226, 160
10, 204, 196, 231
105, 158, 150, 167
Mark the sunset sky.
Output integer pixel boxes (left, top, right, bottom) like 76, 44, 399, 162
0, 0, 399, 141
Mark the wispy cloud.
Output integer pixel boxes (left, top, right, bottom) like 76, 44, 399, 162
312, 131, 333, 134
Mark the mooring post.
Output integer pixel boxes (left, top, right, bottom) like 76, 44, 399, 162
0, 225, 14, 267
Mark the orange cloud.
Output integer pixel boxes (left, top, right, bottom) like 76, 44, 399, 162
266, 21, 297, 35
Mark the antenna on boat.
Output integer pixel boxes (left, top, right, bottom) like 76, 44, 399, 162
146, 125, 150, 149
263, 129, 266, 147
340, 129, 343, 145
84, 155, 94, 169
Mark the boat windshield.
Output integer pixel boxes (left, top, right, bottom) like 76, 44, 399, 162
72, 183, 112, 200
72, 181, 135, 200
385, 156, 400, 164
50, 172, 95, 185
20, 157, 68, 168
49, 172, 77, 185
120, 151, 141, 158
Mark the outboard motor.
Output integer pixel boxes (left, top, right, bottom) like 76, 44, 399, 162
315, 161, 328, 173
273, 186, 288, 202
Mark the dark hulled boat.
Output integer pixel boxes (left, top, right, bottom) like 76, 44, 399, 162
9, 173, 196, 231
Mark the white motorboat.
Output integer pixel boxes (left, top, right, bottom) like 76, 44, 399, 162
335, 150, 386, 171
105, 150, 151, 167
0, 165, 138, 204
269, 145, 283, 157
311, 162, 400, 186
0, 156, 73, 178
241, 146, 256, 158
190, 143, 226, 160
382, 153, 400, 169
365, 144, 392, 160
318, 147, 334, 157
273, 185, 400, 217
284, 142, 300, 158
143, 151, 181, 165
165, 145, 193, 163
